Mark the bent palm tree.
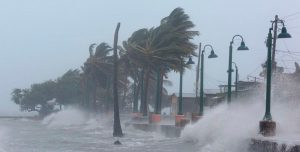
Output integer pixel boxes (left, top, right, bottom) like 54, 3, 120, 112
82, 43, 113, 112
113, 23, 123, 137
122, 7, 199, 116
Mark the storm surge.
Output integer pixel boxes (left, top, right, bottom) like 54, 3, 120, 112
181, 97, 300, 152
42, 108, 88, 127
41, 108, 113, 130
0, 126, 8, 152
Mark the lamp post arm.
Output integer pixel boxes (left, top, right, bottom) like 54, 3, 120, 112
203, 44, 214, 52
231, 35, 244, 43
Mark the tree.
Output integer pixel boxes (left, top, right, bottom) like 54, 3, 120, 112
113, 22, 123, 137
11, 88, 22, 105
122, 7, 199, 116
81, 43, 114, 112
56, 69, 82, 107
12, 80, 57, 117
11, 69, 84, 116
118, 48, 142, 113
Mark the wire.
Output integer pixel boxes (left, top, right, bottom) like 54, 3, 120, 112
276, 52, 300, 73
283, 11, 300, 20
285, 16, 300, 22
281, 41, 300, 61
248, 65, 262, 76
239, 64, 262, 81
203, 73, 226, 85
276, 50, 300, 54
277, 57, 289, 71
288, 25, 300, 29
286, 30, 300, 37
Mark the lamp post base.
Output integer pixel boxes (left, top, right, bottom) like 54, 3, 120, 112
175, 115, 190, 127
259, 120, 276, 136
149, 114, 161, 124
191, 113, 202, 123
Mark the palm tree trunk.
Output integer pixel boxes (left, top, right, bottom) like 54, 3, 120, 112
142, 67, 150, 116
139, 69, 145, 113
92, 88, 97, 112
133, 80, 138, 113
159, 69, 163, 113
113, 22, 123, 137
105, 78, 111, 113
121, 80, 127, 111
154, 68, 161, 114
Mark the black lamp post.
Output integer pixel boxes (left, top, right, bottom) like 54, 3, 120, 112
176, 56, 194, 126
199, 45, 218, 116
178, 56, 195, 115
260, 15, 291, 136
227, 35, 249, 104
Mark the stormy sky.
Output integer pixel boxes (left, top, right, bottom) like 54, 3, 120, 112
0, 0, 299, 114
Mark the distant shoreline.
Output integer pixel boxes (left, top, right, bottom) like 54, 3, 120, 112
0, 116, 40, 120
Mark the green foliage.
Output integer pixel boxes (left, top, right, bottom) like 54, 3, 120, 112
11, 69, 83, 116
56, 69, 82, 105
120, 7, 199, 114
11, 88, 22, 105
123, 7, 198, 74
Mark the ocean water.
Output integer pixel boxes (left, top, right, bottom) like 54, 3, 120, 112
0, 97, 299, 152
0, 109, 196, 152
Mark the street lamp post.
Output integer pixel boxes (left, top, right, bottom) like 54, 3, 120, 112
199, 45, 218, 117
259, 15, 291, 136
195, 43, 202, 104
232, 62, 239, 98
178, 60, 184, 116
176, 56, 194, 126
227, 35, 249, 104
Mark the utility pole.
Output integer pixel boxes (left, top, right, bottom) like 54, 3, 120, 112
271, 15, 279, 71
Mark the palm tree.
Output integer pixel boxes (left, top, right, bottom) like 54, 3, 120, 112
122, 7, 199, 116
113, 22, 123, 137
82, 43, 114, 112
118, 47, 142, 113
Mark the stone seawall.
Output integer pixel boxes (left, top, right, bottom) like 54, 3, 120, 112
126, 123, 182, 138
249, 138, 300, 152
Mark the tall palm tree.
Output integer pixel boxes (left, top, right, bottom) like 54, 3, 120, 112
82, 43, 114, 112
118, 51, 141, 113
113, 22, 123, 137
122, 7, 199, 116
